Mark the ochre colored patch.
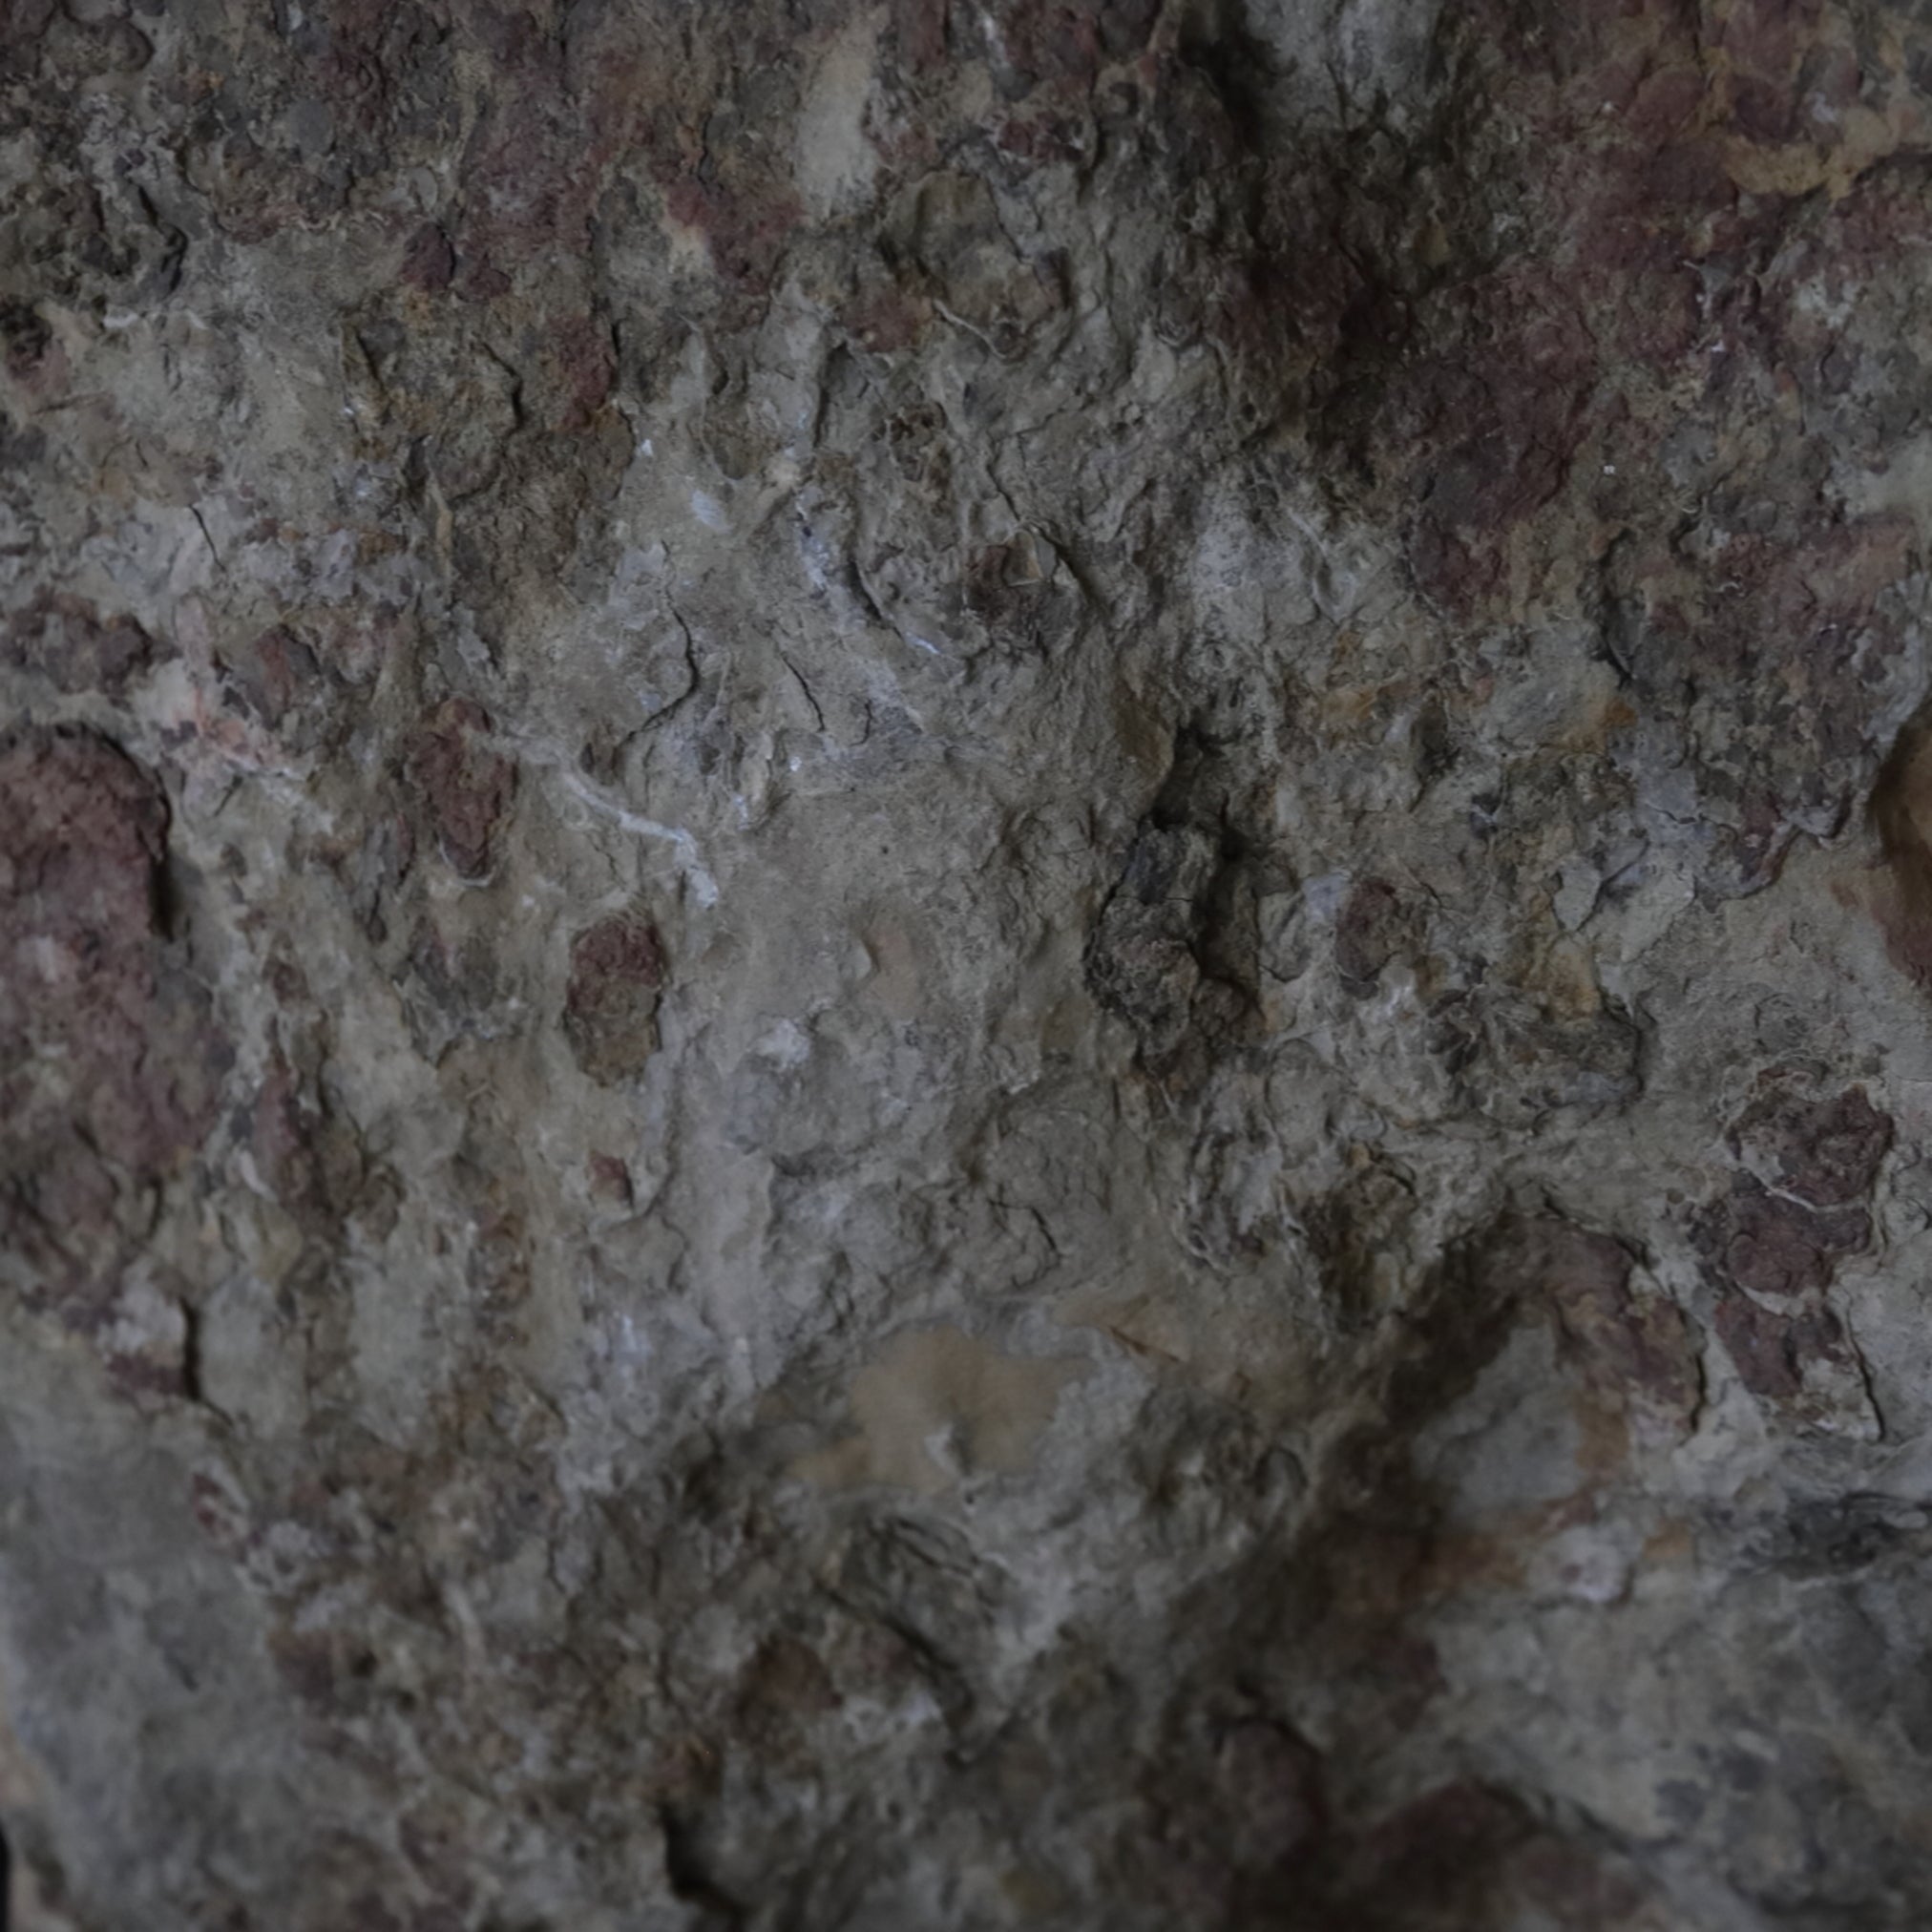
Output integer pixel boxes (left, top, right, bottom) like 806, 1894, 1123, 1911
791, 1326, 1077, 1495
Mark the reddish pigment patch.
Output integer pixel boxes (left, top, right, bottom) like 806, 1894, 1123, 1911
0, 728, 221, 1175
1714, 1292, 1856, 1400
563, 914, 665, 1083
660, 175, 807, 296
1542, 1228, 1699, 1426
401, 220, 455, 292
1486, 1219, 1702, 1454
586, 1152, 633, 1207
404, 698, 516, 879
220, 624, 321, 727
0, 731, 226, 1385
892, 0, 947, 72
4, 591, 157, 694
841, 282, 934, 354
1334, 879, 1405, 990
1729, 1085, 1892, 1208
1694, 1175, 1870, 1301
542, 313, 616, 431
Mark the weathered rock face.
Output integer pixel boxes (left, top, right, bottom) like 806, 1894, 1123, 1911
5, 0, 1932, 1925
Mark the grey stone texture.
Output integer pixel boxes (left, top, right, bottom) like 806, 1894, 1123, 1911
6, 0, 1932, 1925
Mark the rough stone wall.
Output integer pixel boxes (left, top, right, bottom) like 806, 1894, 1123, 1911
5, 0, 1932, 1925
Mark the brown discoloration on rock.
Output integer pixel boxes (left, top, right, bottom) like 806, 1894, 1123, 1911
1484, 1217, 1702, 1455
735, 1633, 838, 1742
1292, 1777, 1664, 1930
1541, 1229, 1700, 1441
1136, 1715, 1326, 1917
791, 1326, 1077, 1495
1330, 1781, 1536, 1924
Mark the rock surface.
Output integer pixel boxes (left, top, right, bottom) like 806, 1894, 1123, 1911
4, 0, 1932, 1925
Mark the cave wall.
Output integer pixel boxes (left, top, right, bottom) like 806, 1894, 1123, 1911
6, 0, 1932, 1925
